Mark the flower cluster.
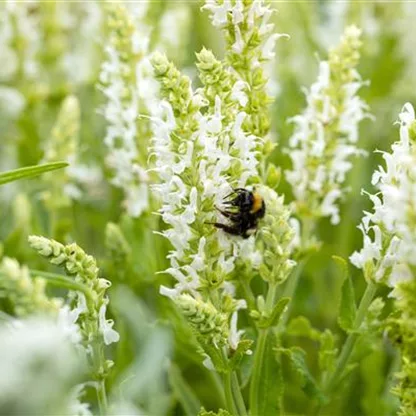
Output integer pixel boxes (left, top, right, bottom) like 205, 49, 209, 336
203, 0, 288, 142
257, 186, 296, 285
176, 294, 229, 347
0, 257, 62, 317
99, 3, 150, 217
151, 0, 294, 362
350, 103, 416, 288
151, 52, 246, 353
286, 25, 370, 225
28, 235, 119, 383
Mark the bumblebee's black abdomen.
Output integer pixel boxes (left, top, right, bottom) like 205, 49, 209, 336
213, 188, 266, 238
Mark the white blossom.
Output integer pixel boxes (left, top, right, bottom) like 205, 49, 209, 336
351, 103, 416, 292
99, 6, 152, 218
286, 26, 370, 225
98, 303, 120, 345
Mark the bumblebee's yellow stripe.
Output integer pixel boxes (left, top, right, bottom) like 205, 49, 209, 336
250, 192, 263, 214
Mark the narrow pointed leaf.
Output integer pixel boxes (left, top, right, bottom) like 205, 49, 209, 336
259, 297, 290, 328
0, 162, 68, 186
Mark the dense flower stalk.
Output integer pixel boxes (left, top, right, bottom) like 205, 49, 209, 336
99, 3, 150, 217
286, 25, 370, 225
151, 53, 243, 351
203, 0, 287, 142
151, 1, 295, 370
350, 103, 416, 287
351, 102, 416, 413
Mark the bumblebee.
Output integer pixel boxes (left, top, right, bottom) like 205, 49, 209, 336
212, 188, 266, 239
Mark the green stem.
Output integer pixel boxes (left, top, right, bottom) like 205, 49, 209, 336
324, 281, 377, 396
241, 278, 256, 310
223, 372, 238, 415
96, 379, 108, 415
250, 282, 278, 415
208, 371, 226, 409
90, 332, 108, 415
231, 371, 247, 416
249, 328, 268, 415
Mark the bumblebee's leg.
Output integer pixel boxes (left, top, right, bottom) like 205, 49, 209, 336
212, 223, 244, 237
222, 188, 247, 202
215, 206, 241, 220
242, 227, 257, 239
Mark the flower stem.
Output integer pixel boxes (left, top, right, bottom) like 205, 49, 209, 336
323, 281, 377, 398
250, 282, 278, 415
91, 339, 108, 415
223, 372, 238, 415
231, 371, 248, 416
96, 379, 108, 415
249, 328, 268, 415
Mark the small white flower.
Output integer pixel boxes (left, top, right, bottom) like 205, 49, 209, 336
228, 299, 247, 351
98, 304, 120, 345
57, 305, 82, 345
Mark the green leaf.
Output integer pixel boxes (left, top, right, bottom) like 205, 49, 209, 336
287, 316, 321, 341
279, 346, 324, 401
229, 339, 253, 371
334, 256, 357, 332
168, 363, 201, 416
0, 162, 68, 186
258, 297, 290, 328
249, 330, 283, 415
318, 329, 337, 374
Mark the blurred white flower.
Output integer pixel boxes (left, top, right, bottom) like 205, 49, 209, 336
286, 25, 370, 225
0, 317, 82, 415
99, 4, 151, 218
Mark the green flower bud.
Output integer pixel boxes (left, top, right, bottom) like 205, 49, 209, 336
176, 294, 229, 347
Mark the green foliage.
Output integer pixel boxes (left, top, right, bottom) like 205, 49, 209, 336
250, 330, 284, 416
0, 162, 68, 186
279, 346, 324, 402
334, 256, 357, 332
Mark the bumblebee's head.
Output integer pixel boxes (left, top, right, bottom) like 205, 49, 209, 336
250, 190, 266, 218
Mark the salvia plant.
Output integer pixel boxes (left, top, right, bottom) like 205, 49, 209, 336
2, 1, 416, 415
